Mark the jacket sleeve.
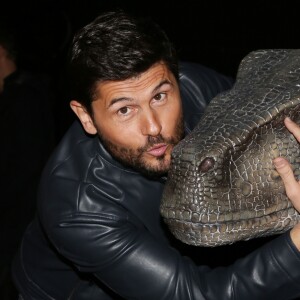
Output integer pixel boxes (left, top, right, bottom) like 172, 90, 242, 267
46, 194, 300, 300
179, 61, 235, 131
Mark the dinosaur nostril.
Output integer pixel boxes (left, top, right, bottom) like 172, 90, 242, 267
198, 157, 215, 173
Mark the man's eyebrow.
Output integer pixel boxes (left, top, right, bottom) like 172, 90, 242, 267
152, 79, 173, 94
109, 97, 132, 107
108, 79, 173, 108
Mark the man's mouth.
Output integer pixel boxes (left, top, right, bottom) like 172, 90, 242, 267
147, 144, 168, 157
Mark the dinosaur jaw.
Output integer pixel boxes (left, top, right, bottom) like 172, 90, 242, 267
161, 207, 300, 247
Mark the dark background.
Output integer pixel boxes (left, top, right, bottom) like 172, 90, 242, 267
1, 0, 300, 267
3, 0, 300, 77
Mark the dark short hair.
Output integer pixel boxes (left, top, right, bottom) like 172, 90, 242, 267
69, 10, 178, 115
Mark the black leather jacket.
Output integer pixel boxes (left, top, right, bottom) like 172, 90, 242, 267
12, 63, 300, 299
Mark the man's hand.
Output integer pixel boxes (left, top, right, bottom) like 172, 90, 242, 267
273, 156, 300, 211
273, 117, 300, 250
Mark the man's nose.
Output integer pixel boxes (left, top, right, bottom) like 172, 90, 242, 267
141, 109, 162, 136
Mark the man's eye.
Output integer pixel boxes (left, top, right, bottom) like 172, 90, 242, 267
118, 107, 131, 115
153, 93, 166, 101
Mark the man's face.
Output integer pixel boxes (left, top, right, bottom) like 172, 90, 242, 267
87, 63, 184, 178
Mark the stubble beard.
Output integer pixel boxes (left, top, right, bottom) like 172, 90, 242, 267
98, 114, 185, 179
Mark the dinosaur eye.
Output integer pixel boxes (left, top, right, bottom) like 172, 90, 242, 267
198, 157, 215, 173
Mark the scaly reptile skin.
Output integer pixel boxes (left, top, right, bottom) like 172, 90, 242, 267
160, 49, 300, 247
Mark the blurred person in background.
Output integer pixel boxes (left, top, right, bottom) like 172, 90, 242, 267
0, 23, 56, 299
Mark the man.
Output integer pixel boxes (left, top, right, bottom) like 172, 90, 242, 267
0, 25, 55, 299
12, 10, 300, 299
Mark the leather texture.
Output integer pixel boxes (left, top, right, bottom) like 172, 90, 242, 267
12, 62, 300, 299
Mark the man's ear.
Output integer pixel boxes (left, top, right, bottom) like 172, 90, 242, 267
70, 100, 97, 135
